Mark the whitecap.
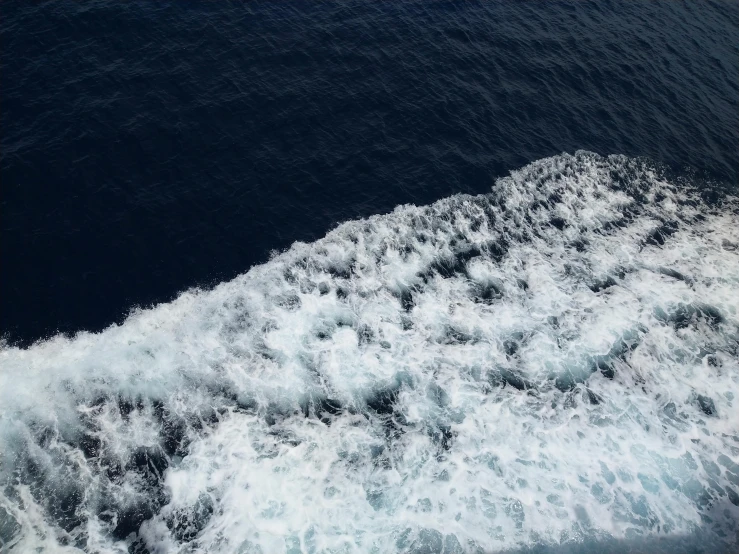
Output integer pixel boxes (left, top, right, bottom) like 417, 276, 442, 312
1, 152, 738, 553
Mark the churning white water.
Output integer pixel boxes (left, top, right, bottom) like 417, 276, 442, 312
1, 152, 738, 553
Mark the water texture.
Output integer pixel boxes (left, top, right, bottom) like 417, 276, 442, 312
1, 152, 738, 552
1, 0, 737, 343
1, 2, 738, 553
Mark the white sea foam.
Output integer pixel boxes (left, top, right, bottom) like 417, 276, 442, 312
1, 152, 738, 553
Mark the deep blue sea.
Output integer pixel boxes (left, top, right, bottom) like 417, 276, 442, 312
2, 0, 737, 345
1, 1, 739, 553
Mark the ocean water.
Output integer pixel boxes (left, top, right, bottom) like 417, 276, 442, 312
1, 2, 738, 554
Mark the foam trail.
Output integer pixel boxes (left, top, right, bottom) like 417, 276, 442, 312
1, 152, 738, 553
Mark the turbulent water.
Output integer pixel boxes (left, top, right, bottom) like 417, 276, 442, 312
1, 152, 738, 553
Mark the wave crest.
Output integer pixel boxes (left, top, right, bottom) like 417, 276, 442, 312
2, 152, 738, 553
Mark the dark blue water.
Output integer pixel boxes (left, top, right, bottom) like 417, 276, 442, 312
1, 0, 737, 345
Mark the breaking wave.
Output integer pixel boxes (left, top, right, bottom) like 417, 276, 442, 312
1, 152, 738, 553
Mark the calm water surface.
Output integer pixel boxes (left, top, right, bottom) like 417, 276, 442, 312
1, 0, 737, 344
